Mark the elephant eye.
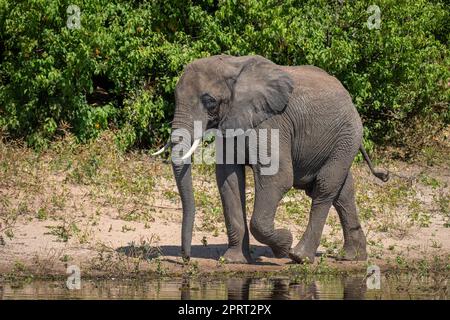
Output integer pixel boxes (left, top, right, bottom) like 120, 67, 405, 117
200, 93, 217, 111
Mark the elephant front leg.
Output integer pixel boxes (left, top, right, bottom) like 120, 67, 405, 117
250, 177, 293, 258
216, 163, 252, 263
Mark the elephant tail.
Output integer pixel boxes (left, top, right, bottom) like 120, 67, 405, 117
359, 145, 389, 182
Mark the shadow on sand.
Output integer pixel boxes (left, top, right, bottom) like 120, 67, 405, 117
117, 243, 280, 265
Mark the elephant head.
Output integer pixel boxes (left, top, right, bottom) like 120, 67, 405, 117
164, 55, 293, 260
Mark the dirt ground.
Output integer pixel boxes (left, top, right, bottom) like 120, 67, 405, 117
0, 132, 449, 279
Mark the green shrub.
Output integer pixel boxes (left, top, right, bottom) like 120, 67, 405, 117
0, 0, 448, 151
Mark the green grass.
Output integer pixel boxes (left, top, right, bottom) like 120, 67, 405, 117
45, 221, 80, 242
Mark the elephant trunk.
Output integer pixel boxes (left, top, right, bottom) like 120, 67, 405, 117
171, 118, 196, 261
172, 160, 195, 260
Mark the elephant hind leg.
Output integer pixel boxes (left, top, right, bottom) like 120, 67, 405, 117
333, 172, 367, 261
289, 200, 333, 263
290, 155, 355, 263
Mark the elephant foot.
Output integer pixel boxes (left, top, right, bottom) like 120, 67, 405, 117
336, 231, 367, 261
270, 229, 293, 258
335, 245, 367, 261
222, 247, 252, 264
288, 242, 316, 264
288, 250, 315, 264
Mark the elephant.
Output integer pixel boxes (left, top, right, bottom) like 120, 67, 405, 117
154, 54, 389, 264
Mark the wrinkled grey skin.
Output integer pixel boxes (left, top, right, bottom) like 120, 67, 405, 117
171, 55, 388, 264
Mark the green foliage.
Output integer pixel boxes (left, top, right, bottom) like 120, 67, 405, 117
1, 0, 448, 150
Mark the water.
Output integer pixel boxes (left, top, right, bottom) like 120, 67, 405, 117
0, 274, 447, 300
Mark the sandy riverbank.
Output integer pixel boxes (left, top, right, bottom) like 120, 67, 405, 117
0, 133, 449, 279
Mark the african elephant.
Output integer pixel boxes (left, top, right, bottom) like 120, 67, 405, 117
154, 54, 388, 264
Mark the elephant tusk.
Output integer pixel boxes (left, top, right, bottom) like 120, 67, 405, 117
152, 141, 171, 156
181, 138, 201, 160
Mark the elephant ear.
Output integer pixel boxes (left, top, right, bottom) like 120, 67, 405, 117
219, 55, 294, 132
